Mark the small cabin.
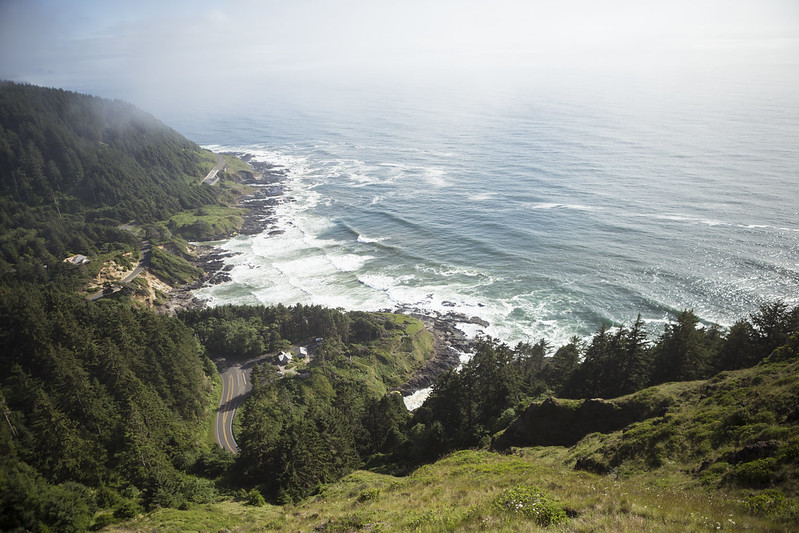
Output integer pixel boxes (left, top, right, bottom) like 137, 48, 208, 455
298, 347, 308, 360
278, 351, 293, 366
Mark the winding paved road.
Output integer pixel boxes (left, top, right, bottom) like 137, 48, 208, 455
215, 364, 252, 454
202, 153, 226, 186
87, 241, 151, 301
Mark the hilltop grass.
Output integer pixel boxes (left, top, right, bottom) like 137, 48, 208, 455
106, 500, 286, 532
195, 148, 221, 179
166, 204, 246, 241
563, 359, 799, 488
222, 153, 256, 174
160, 150, 253, 241
109, 448, 788, 532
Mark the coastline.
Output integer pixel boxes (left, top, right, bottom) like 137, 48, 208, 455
163, 151, 484, 397
160, 153, 290, 315
394, 310, 484, 395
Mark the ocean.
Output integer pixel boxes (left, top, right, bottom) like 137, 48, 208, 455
162, 70, 799, 349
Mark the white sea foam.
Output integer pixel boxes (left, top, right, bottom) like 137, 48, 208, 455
454, 322, 485, 339
356, 234, 387, 244
358, 273, 416, 295
651, 213, 727, 227
735, 223, 799, 233
415, 264, 487, 280
528, 202, 597, 211
403, 386, 433, 411
196, 80, 799, 374
467, 191, 497, 201
327, 253, 373, 273
422, 167, 450, 188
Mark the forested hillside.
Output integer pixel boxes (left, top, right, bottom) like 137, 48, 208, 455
0, 292, 436, 530
0, 82, 236, 286
408, 303, 799, 456
181, 304, 434, 502
0, 285, 220, 531
0, 83, 248, 530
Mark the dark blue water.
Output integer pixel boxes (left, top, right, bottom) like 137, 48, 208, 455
164, 72, 799, 346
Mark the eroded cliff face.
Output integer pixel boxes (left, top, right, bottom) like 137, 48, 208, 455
492, 393, 673, 450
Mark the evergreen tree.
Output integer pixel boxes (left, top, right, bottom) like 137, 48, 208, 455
616, 315, 652, 396
650, 310, 712, 384
750, 300, 799, 356
545, 336, 583, 393
713, 319, 758, 371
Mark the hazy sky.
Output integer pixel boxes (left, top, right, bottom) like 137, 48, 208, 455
1, 0, 798, 110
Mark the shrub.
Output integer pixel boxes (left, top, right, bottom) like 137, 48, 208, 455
494, 485, 567, 526
743, 489, 789, 516
732, 458, 776, 487
246, 488, 266, 507
113, 498, 141, 520
698, 461, 730, 486
777, 437, 799, 464
90, 512, 117, 530
357, 488, 381, 503
181, 476, 217, 504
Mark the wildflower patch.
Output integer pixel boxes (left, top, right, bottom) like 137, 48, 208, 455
494, 485, 567, 526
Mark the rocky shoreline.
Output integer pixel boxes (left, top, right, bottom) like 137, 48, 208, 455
395, 311, 483, 395
160, 154, 292, 315
233, 154, 293, 237
163, 152, 485, 393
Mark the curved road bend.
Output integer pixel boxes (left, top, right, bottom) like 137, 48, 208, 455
87, 241, 151, 301
215, 365, 252, 454
202, 153, 226, 186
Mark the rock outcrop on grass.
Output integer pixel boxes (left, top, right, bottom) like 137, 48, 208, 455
492, 391, 672, 449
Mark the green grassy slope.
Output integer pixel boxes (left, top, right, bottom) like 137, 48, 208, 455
337, 312, 434, 396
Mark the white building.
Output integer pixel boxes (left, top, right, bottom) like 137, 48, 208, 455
278, 351, 293, 366
64, 254, 90, 265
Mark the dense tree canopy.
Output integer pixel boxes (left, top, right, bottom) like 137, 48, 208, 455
0, 286, 217, 531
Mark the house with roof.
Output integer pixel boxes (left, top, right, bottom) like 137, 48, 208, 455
278, 351, 293, 366
64, 254, 90, 265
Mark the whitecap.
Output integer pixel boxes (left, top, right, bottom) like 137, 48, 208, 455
454, 322, 486, 339
356, 234, 387, 244
415, 264, 487, 280
327, 253, 373, 273
423, 167, 451, 188
652, 213, 727, 227
358, 273, 415, 293
529, 202, 595, 211
467, 191, 497, 201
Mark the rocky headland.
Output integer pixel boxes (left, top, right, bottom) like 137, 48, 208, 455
395, 310, 486, 394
